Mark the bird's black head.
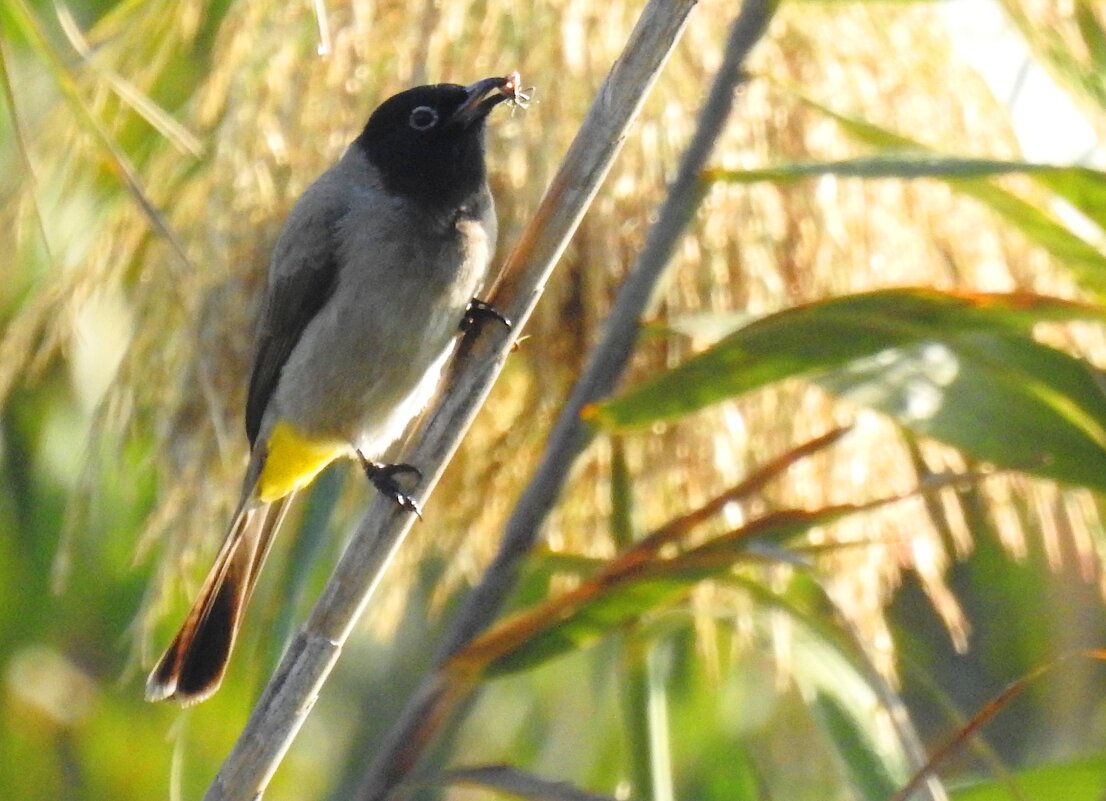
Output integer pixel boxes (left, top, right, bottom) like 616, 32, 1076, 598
355, 76, 511, 214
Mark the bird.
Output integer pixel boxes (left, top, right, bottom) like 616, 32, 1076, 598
146, 74, 523, 705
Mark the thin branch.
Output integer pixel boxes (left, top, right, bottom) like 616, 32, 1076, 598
355, 2, 777, 799
201, 1, 700, 799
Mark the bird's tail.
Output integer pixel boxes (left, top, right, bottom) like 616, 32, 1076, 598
145, 494, 292, 705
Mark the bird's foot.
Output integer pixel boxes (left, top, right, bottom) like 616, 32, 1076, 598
357, 453, 422, 518
461, 298, 512, 334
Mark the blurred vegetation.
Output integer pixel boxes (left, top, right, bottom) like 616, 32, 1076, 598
4, 0, 1106, 800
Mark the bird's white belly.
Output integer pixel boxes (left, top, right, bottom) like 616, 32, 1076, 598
272, 242, 483, 458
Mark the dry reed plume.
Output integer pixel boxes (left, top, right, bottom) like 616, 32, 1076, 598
3, 0, 1102, 690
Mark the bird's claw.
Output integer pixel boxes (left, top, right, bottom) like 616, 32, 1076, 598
357, 454, 422, 518
462, 298, 512, 334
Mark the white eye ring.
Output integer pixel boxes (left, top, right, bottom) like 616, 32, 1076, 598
408, 106, 439, 131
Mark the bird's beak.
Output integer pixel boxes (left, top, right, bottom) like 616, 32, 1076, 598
452, 75, 513, 128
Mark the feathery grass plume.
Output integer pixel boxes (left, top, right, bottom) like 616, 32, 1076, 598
3, 0, 1105, 692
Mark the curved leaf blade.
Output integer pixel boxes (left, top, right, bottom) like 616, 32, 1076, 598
776, 91, 1106, 294
449, 503, 882, 679
815, 335, 1106, 490
592, 289, 1106, 491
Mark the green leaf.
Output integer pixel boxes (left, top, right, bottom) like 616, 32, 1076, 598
955, 182, 1106, 295
949, 755, 1106, 801
592, 289, 1106, 491
593, 289, 1099, 412
1028, 167, 1106, 232
616, 635, 656, 801
814, 334, 1106, 490
731, 573, 917, 799
454, 503, 881, 679
708, 157, 1103, 185
480, 573, 691, 676
709, 157, 1106, 236
780, 92, 1106, 296
1075, 5, 1106, 81
813, 692, 900, 801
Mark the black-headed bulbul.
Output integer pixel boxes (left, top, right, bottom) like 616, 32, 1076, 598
146, 74, 523, 704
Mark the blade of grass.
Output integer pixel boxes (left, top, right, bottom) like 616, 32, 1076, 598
949, 755, 1106, 801
897, 655, 1027, 801
781, 88, 1106, 293
608, 443, 674, 801
617, 634, 654, 801
890, 650, 1106, 801
709, 157, 1106, 232
813, 692, 900, 801
0, 38, 54, 267
53, 0, 203, 157
729, 572, 948, 801
593, 289, 1106, 431
609, 437, 634, 550
5, 0, 193, 273
707, 157, 1106, 184
609, 437, 660, 800
592, 289, 1106, 492
642, 645, 674, 801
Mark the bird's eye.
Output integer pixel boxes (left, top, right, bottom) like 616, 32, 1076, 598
408, 106, 439, 131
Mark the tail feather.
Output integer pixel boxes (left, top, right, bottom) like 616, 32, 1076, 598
146, 495, 292, 705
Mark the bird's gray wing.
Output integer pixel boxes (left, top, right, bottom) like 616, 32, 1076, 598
245, 205, 343, 447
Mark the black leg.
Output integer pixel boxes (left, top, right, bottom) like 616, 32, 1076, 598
357, 452, 422, 518
461, 298, 512, 334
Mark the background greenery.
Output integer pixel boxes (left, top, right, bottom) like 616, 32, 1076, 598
4, 0, 1106, 799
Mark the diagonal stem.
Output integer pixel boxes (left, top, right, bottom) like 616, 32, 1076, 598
439, 0, 778, 663
201, 1, 700, 799
355, 2, 778, 799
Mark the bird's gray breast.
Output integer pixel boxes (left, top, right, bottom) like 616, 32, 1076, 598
272, 187, 494, 455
